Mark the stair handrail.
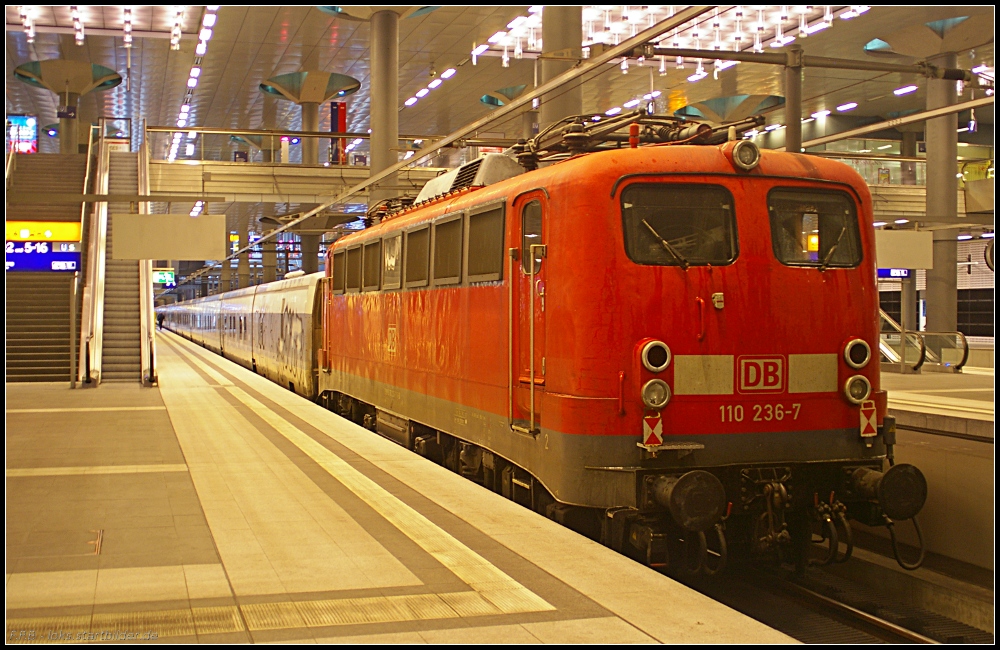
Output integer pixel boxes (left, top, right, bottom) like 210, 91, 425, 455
138, 128, 157, 385
77, 124, 99, 384
82, 122, 112, 384
5, 144, 16, 190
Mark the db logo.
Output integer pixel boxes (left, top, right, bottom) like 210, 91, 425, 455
738, 356, 785, 393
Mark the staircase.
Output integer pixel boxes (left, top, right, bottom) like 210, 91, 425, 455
5, 153, 89, 382
100, 152, 142, 382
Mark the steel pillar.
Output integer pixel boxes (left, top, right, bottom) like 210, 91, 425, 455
301, 101, 319, 165
784, 45, 803, 153
539, 6, 582, 130
369, 10, 399, 206
924, 52, 958, 333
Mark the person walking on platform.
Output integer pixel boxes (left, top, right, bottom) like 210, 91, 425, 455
157, 312, 165, 330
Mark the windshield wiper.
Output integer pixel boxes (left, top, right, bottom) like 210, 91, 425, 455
642, 219, 690, 270
818, 225, 848, 271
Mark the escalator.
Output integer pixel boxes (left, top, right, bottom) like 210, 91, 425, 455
879, 310, 969, 374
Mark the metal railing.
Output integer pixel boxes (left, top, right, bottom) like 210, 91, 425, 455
80, 124, 113, 385
142, 124, 514, 166
879, 310, 926, 373
879, 310, 970, 373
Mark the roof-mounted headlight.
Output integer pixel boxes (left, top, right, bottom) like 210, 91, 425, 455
730, 140, 760, 171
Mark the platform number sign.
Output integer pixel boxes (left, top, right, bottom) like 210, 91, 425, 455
643, 414, 664, 446
859, 400, 877, 437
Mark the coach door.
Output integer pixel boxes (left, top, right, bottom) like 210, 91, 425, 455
511, 192, 547, 435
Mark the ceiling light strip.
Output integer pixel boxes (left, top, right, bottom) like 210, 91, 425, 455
19, 5, 35, 44
70, 5, 84, 45
169, 7, 218, 162
401, 67, 457, 110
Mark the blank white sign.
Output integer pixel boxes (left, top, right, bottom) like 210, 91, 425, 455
874, 230, 934, 270
112, 214, 226, 260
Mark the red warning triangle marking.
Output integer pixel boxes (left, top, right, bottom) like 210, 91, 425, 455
643, 415, 663, 446
860, 400, 877, 436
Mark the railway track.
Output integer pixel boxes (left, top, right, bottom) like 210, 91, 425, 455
682, 563, 993, 644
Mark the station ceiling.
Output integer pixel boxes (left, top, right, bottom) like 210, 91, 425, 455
4, 5, 995, 255
6, 6, 994, 148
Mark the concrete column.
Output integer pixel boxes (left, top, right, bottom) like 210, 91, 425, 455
237, 216, 251, 288
301, 101, 319, 165
60, 92, 81, 154
369, 10, 399, 206
300, 234, 319, 275
924, 52, 958, 333
783, 45, 803, 153
900, 131, 918, 185
539, 6, 582, 130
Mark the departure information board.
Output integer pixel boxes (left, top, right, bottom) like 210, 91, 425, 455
5, 241, 81, 272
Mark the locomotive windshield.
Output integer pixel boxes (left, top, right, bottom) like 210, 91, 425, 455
621, 183, 738, 266
768, 188, 862, 268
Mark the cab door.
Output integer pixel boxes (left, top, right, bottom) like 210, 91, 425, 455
511, 192, 547, 433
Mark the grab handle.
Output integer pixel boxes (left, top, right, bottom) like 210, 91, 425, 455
696, 297, 706, 341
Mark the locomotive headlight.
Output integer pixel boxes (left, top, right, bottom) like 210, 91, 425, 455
641, 340, 672, 373
730, 140, 761, 171
844, 375, 872, 404
844, 338, 871, 369
642, 379, 671, 409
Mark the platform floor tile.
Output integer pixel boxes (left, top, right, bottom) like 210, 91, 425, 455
5, 332, 795, 644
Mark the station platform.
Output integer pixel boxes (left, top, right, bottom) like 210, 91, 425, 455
5, 331, 793, 645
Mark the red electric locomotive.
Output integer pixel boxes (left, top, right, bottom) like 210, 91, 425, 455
318, 111, 927, 573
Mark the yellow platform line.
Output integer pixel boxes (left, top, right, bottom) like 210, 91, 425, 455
7, 407, 167, 413
167, 335, 554, 617
6, 464, 189, 478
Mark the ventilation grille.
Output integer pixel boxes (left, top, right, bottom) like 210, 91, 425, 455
450, 158, 484, 192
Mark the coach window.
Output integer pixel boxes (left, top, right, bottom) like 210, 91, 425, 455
363, 240, 381, 291
383, 234, 402, 290
331, 250, 346, 295
768, 188, 861, 268
621, 183, 738, 266
346, 246, 362, 292
405, 226, 430, 288
521, 200, 543, 274
466, 205, 505, 283
433, 215, 463, 285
